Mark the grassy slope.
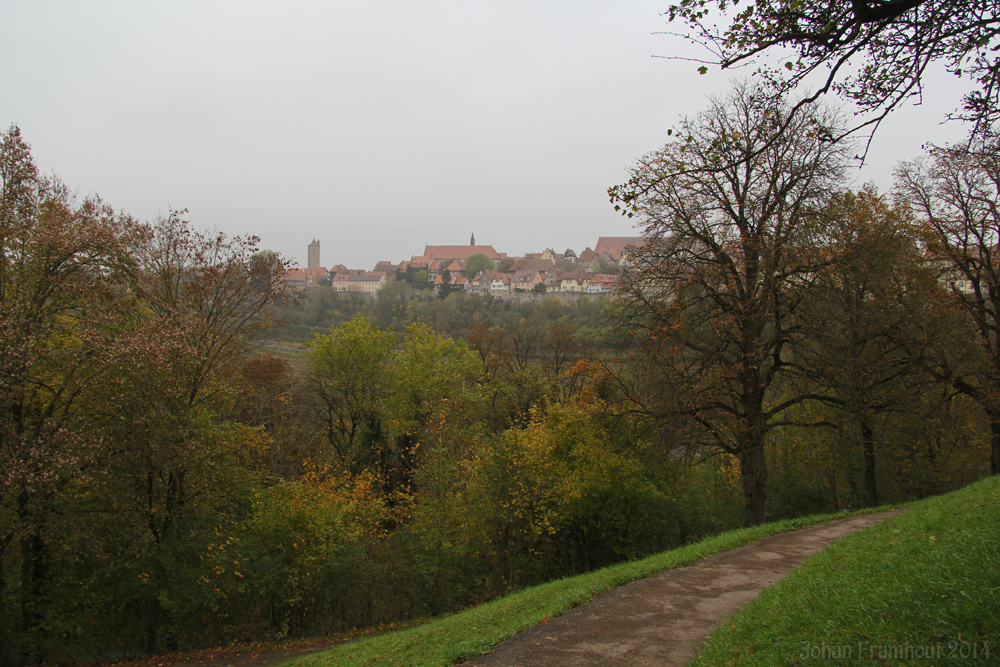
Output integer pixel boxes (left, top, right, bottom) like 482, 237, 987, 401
285, 510, 885, 667
691, 476, 1000, 667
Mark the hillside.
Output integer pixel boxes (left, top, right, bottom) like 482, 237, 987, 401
282, 477, 998, 667
690, 475, 999, 666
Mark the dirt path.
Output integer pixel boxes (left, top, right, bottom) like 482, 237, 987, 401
461, 510, 901, 667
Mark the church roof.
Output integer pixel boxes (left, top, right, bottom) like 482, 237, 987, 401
415, 245, 504, 261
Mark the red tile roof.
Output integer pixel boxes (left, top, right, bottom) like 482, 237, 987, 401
511, 258, 556, 271
595, 236, 645, 261
416, 245, 504, 261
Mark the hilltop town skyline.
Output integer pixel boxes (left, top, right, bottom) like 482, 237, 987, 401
296, 232, 640, 271
284, 234, 641, 298
2, 3, 974, 282
287, 232, 641, 273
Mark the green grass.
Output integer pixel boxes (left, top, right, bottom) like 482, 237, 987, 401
691, 476, 1000, 667
260, 341, 310, 373
284, 508, 888, 667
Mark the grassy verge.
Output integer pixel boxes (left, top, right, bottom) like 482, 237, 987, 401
285, 508, 890, 667
691, 476, 1000, 667
260, 341, 310, 373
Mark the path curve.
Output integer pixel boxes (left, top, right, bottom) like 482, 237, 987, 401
462, 510, 900, 667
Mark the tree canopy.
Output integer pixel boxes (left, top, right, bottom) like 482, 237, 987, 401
465, 253, 494, 277
665, 0, 1000, 141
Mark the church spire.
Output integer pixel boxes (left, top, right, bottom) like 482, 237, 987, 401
470, 231, 475, 246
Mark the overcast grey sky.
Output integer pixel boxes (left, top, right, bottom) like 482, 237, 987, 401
1, 1, 974, 269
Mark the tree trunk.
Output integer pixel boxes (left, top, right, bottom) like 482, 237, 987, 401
992, 418, 1000, 476
861, 421, 878, 507
740, 444, 767, 526
0, 541, 9, 667
17, 490, 47, 661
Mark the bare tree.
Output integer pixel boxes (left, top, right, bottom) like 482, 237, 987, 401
134, 211, 290, 408
897, 144, 1000, 475
612, 83, 852, 525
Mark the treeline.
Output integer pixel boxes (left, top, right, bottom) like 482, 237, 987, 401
268, 280, 618, 350
610, 84, 997, 525
0, 125, 293, 662
2, 86, 997, 667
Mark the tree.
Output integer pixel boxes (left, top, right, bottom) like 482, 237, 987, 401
307, 317, 483, 495
438, 267, 455, 299
366, 280, 418, 330
896, 144, 1000, 476
134, 211, 289, 409
233, 353, 312, 477
465, 253, 494, 277
390, 320, 483, 454
483, 398, 669, 583
306, 317, 394, 470
794, 187, 943, 506
0, 124, 297, 661
612, 83, 852, 525
0, 125, 141, 662
87, 211, 289, 652
466, 320, 546, 430
666, 0, 1000, 141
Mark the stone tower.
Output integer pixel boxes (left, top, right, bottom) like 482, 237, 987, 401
308, 239, 320, 270
470, 231, 475, 246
